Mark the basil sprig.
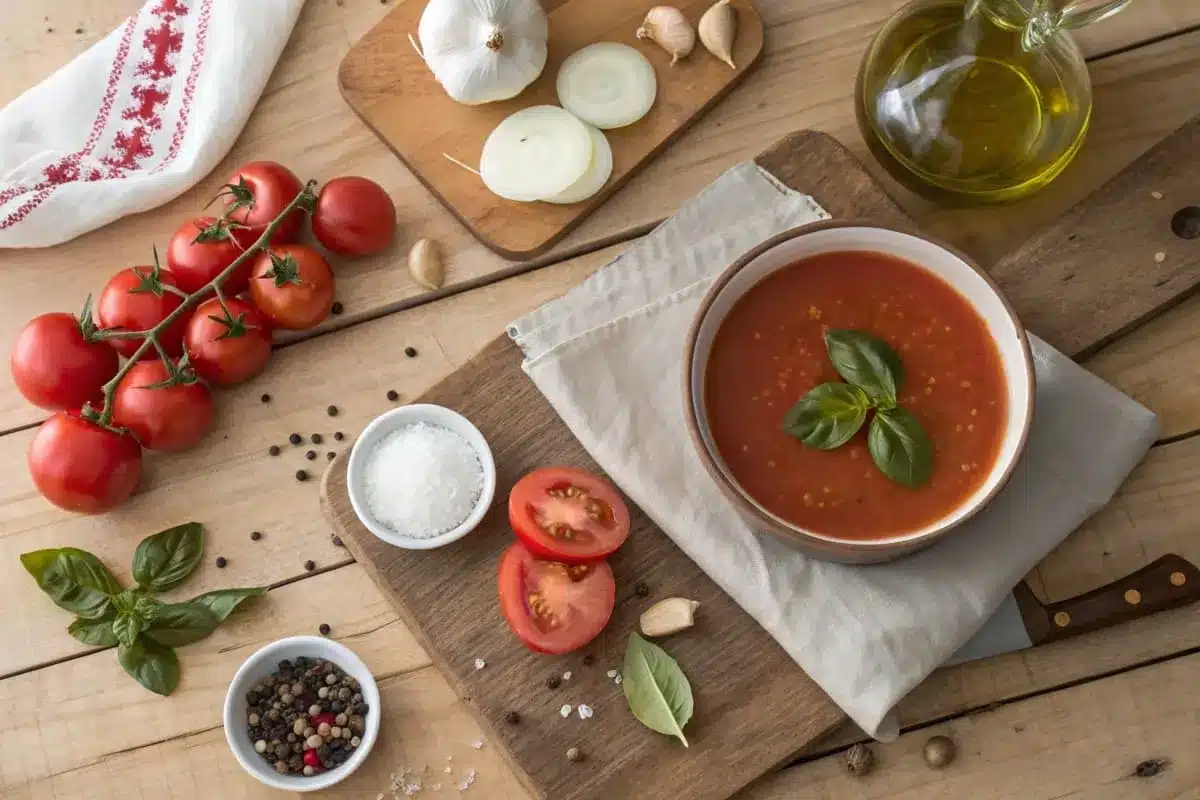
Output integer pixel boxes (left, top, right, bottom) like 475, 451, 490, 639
782, 329, 934, 488
21, 523, 264, 696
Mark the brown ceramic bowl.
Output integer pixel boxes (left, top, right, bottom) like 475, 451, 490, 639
683, 221, 1035, 564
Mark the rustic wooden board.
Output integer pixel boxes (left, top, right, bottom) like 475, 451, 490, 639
320, 131, 903, 800
338, 0, 765, 260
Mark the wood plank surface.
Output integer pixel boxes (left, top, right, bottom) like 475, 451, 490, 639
2, 1, 1199, 433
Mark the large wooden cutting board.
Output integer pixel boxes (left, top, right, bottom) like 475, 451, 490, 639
338, 0, 764, 260
321, 120, 1200, 800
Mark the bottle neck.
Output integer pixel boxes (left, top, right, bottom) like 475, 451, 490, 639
970, 0, 1132, 51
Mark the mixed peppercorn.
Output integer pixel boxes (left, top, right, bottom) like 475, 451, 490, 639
246, 656, 370, 777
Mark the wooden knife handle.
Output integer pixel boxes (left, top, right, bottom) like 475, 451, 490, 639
1016, 554, 1200, 646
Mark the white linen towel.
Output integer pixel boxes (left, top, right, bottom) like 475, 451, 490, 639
0, 0, 305, 248
509, 163, 1159, 739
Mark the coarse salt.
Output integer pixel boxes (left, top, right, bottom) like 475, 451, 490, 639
562, 670, 572, 681
364, 422, 483, 538
560, 704, 573, 718
471, 738, 485, 749
578, 704, 593, 720
474, 658, 486, 671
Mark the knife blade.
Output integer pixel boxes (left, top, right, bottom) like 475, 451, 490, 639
946, 553, 1200, 666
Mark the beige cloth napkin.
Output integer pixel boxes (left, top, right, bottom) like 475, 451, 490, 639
507, 164, 1159, 739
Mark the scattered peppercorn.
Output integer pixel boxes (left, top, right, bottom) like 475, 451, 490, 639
319, 623, 331, 636
331, 301, 344, 315
326, 405, 338, 417
251, 530, 263, 541
327, 452, 336, 461
75, 27, 84, 34
46, 27, 54, 32
215, 556, 228, 568
305, 560, 316, 572
261, 393, 272, 403
386, 389, 399, 401
504, 711, 520, 725
269, 445, 281, 456
296, 470, 309, 482
566, 747, 584, 763
404, 346, 417, 358
306, 450, 317, 460
634, 581, 650, 597
333, 432, 344, 441
546, 675, 562, 690
582, 654, 594, 666
289, 433, 302, 445
331, 535, 344, 547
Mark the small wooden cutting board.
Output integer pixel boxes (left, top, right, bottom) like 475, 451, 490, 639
338, 0, 765, 260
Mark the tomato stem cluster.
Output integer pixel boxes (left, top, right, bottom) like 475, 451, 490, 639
89, 180, 318, 427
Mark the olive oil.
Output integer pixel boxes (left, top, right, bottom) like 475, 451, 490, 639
856, 0, 1095, 203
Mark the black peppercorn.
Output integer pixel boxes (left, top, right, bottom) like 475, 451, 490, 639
251, 530, 263, 541
404, 346, 417, 358
331, 301, 344, 315
289, 433, 302, 445
268, 445, 281, 456
386, 389, 399, 401
333, 431, 344, 441
331, 535, 344, 547
261, 393, 271, 403
634, 581, 650, 597
305, 560, 316, 572
504, 711, 520, 725
326, 405, 338, 417
582, 654, 594, 666
295, 469, 309, 482
305, 450, 316, 460
327, 451, 336, 461
319, 623, 331, 635
216, 556, 227, 568
74, 27, 84, 34
546, 675, 562, 690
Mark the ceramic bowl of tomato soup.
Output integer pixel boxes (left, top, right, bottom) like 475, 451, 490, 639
684, 222, 1034, 563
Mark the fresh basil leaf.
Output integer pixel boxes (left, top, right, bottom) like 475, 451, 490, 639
132, 523, 204, 592
68, 613, 118, 647
118, 636, 180, 696
622, 632, 694, 747
824, 329, 904, 405
868, 407, 934, 488
113, 611, 147, 648
189, 587, 266, 623
21, 548, 122, 619
143, 601, 220, 647
782, 383, 869, 449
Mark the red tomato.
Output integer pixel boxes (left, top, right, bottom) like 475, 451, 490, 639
28, 411, 142, 513
166, 217, 252, 295
222, 161, 304, 246
248, 244, 335, 330
497, 542, 615, 655
184, 297, 273, 386
111, 359, 214, 452
10, 313, 119, 410
509, 467, 631, 563
95, 266, 190, 357
311, 176, 397, 257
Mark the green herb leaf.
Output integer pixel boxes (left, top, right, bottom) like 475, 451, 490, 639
189, 587, 267, 623
868, 407, 934, 488
113, 611, 147, 648
68, 613, 118, 647
782, 383, 870, 449
132, 523, 204, 592
21, 548, 122, 619
142, 601, 221, 647
118, 636, 180, 696
622, 632, 694, 747
824, 329, 904, 405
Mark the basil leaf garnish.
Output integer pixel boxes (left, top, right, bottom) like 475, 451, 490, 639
118, 636, 180, 696
868, 407, 934, 488
824, 329, 904, 405
782, 383, 869, 449
132, 522, 204, 592
68, 613, 119, 647
21, 548, 122, 619
143, 601, 220, 647
188, 587, 266, 623
622, 633, 694, 747
113, 611, 147, 648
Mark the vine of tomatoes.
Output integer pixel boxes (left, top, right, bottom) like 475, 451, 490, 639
9, 162, 397, 514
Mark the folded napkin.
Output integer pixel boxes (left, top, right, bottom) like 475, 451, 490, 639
0, 0, 305, 248
508, 163, 1159, 739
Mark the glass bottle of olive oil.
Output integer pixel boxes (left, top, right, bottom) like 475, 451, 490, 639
856, 0, 1131, 203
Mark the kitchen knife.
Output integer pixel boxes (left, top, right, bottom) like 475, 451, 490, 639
946, 554, 1200, 666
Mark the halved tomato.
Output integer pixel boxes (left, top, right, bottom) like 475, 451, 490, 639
497, 542, 615, 655
508, 467, 631, 562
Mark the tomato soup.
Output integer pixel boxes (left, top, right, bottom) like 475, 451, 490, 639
704, 251, 1008, 540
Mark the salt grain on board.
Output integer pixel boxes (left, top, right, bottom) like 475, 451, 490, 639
560, 704, 573, 718
578, 704, 594, 720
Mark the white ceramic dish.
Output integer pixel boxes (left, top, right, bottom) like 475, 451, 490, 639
683, 221, 1036, 564
345, 403, 496, 550
223, 636, 381, 792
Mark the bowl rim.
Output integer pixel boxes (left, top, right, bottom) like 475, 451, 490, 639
681, 218, 1036, 558
222, 635, 382, 792
345, 402, 497, 550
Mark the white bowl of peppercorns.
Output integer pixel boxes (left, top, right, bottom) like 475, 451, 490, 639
223, 636, 380, 792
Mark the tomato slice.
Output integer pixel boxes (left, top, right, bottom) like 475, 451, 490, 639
508, 467, 631, 563
497, 542, 615, 655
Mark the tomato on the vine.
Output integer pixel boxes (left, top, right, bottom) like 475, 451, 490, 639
221, 161, 304, 246
10, 311, 119, 411
95, 265, 190, 357
509, 467, 631, 562
166, 217, 252, 295
497, 541, 615, 655
311, 176, 397, 257
184, 297, 273, 386
28, 411, 142, 513
248, 244, 335, 331
111, 358, 214, 452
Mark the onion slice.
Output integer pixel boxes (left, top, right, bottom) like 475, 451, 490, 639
556, 42, 657, 130
480, 105, 593, 202
543, 126, 614, 205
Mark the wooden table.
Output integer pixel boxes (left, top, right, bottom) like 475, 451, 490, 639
2, 1, 1198, 797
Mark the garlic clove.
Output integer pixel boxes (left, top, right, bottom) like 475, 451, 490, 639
408, 238, 445, 290
639, 597, 701, 637
698, 0, 738, 69
636, 6, 695, 66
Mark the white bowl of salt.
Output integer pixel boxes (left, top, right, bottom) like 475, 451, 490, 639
346, 403, 496, 549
